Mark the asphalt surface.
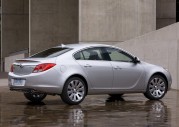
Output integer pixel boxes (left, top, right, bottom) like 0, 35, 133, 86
0, 72, 8, 87
0, 83, 179, 127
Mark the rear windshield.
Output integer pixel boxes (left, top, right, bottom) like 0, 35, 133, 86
30, 47, 71, 58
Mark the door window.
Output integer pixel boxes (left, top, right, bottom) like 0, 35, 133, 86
105, 48, 133, 62
74, 47, 103, 60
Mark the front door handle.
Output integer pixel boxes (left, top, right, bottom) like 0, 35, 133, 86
84, 64, 92, 68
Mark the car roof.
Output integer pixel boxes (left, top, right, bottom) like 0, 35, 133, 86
56, 43, 114, 50
55, 43, 136, 58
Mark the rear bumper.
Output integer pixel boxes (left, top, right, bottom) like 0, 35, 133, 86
10, 87, 43, 94
8, 68, 64, 94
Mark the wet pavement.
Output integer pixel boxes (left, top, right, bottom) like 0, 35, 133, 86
0, 86, 179, 127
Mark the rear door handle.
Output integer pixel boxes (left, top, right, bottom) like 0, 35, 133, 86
113, 66, 122, 70
84, 64, 92, 68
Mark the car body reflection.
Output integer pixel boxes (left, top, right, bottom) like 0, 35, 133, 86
7, 96, 170, 127
10, 103, 84, 127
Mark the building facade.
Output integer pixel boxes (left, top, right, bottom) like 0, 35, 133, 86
0, 0, 177, 71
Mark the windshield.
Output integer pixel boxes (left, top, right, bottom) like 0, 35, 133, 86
30, 47, 72, 58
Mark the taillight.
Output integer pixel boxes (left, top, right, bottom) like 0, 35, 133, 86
10, 64, 14, 72
33, 63, 56, 73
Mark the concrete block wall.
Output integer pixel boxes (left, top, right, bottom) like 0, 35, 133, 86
79, 0, 156, 43
2, 0, 79, 57
5, 53, 26, 72
30, 0, 79, 55
116, 23, 179, 90
157, 0, 176, 29
2, 0, 79, 71
2, 0, 29, 58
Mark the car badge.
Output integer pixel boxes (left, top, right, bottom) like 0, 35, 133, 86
17, 63, 23, 68
20, 64, 23, 68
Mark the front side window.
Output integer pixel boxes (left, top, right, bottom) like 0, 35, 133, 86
106, 48, 133, 62
74, 47, 103, 60
30, 47, 71, 58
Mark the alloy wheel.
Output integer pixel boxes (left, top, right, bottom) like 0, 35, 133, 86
149, 78, 165, 98
67, 80, 85, 102
144, 75, 167, 100
61, 77, 86, 105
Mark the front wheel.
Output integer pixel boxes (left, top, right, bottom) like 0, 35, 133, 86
144, 75, 167, 100
61, 77, 87, 105
24, 92, 47, 103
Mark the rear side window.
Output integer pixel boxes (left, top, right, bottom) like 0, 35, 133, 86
74, 47, 103, 60
74, 52, 85, 60
30, 48, 71, 58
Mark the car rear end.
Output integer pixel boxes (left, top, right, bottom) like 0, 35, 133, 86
8, 46, 72, 94
8, 58, 61, 94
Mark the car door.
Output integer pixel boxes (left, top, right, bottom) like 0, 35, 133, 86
105, 47, 144, 90
74, 47, 113, 90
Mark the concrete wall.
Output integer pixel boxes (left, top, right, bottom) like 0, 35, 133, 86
1, 0, 79, 71
79, 0, 156, 43
157, 0, 176, 29
30, 0, 79, 55
5, 53, 26, 72
2, 0, 29, 58
116, 23, 179, 90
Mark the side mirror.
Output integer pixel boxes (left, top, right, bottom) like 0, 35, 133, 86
133, 57, 140, 63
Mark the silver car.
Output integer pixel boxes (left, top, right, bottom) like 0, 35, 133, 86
8, 44, 172, 105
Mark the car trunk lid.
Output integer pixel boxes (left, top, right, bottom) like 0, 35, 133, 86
12, 58, 56, 75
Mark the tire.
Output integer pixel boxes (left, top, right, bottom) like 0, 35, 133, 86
24, 92, 47, 103
144, 75, 167, 100
61, 77, 87, 105
109, 94, 124, 98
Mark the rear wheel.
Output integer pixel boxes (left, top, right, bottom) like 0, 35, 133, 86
24, 92, 47, 103
61, 77, 86, 105
144, 75, 167, 100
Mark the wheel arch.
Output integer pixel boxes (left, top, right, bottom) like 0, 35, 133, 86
65, 74, 89, 95
150, 72, 168, 89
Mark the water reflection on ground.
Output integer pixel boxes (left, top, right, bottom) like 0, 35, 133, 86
0, 87, 178, 127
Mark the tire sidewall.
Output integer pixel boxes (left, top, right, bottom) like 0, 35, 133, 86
61, 77, 87, 105
145, 75, 167, 100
